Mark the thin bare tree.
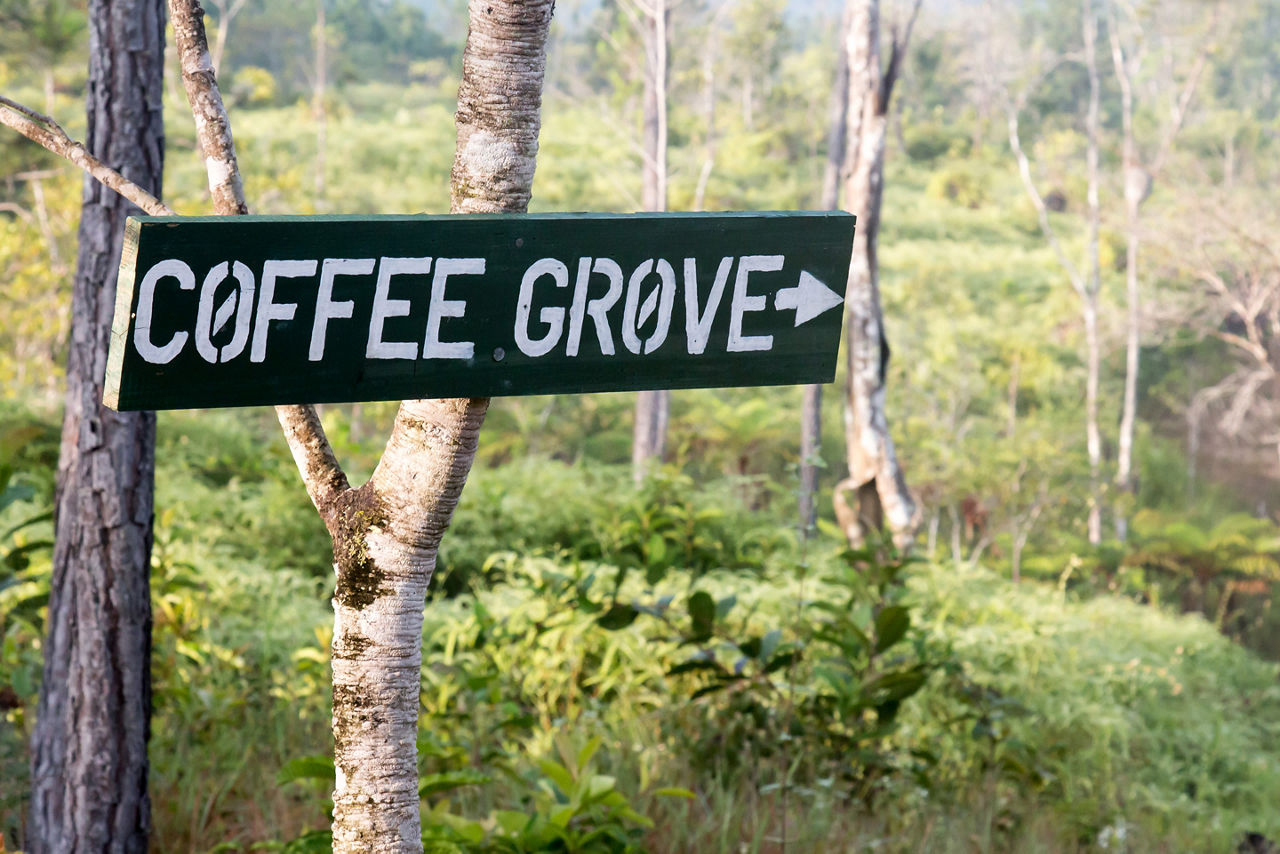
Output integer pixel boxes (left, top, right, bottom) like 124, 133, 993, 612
622, 0, 671, 482
1004, 0, 1105, 545
1107, 0, 1221, 540
831, 0, 921, 549
205, 0, 248, 76
798, 0, 853, 534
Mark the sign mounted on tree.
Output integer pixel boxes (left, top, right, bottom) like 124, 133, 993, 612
104, 212, 855, 410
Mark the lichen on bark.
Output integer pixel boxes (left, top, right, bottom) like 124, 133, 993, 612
328, 485, 390, 611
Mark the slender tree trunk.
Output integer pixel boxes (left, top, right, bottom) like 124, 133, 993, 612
800, 0, 852, 533
692, 1, 728, 213
27, 0, 165, 850
1083, 0, 1103, 546
633, 0, 669, 483
834, 0, 919, 549
313, 0, 326, 199
1110, 9, 1140, 543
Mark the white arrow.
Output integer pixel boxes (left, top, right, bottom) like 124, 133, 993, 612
774, 270, 844, 327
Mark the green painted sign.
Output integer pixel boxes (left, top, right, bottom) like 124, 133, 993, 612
104, 212, 855, 411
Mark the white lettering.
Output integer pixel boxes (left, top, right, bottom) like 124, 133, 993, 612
567, 257, 623, 356
683, 257, 733, 355
195, 260, 256, 363
134, 259, 194, 364
423, 258, 482, 360
622, 258, 676, 355
367, 256, 428, 360
727, 254, 781, 352
515, 258, 569, 357
251, 259, 315, 363
310, 258, 373, 361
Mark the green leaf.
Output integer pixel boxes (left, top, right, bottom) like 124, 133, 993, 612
861, 666, 929, 703
537, 759, 575, 794
280, 830, 334, 854
654, 787, 696, 799
645, 532, 667, 566
418, 770, 492, 798
596, 603, 640, 630
688, 591, 715, 641
277, 755, 335, 786
764, 650, 799, 674
667, 658, 722, 676
494, 809, 532, 835
576, 736, 601, 773
759, 628, 782, 662
874, 605, 910, 654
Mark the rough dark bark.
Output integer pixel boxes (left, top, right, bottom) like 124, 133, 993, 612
27, 0, 165, 851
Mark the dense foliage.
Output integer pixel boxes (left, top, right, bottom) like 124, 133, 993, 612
3, 0, 1280, 850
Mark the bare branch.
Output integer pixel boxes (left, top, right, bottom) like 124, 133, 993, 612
879, 0, 923, 110
0, 202, 34, 223
1005, 103, 1086, 296
167, 0, 348, 516
167, 0, 248, 215
1150, 1, 1223, 177
0, 95, 174, 216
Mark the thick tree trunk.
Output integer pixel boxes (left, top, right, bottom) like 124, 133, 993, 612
633, 0, 669, 483
834, 0, 918, 549
27, 0, 165, 850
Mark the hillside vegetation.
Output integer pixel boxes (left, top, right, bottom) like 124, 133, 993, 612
3, 0, 1280, 850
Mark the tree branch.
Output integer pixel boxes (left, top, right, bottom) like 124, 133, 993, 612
1005, 100, 1086, 296
166, 0, 348, 517
879, 0, 922, 110
1150, 1, 1222, 178
0, 95, 174, 216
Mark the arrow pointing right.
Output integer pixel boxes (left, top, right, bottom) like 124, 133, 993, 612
775, 270, 845, 327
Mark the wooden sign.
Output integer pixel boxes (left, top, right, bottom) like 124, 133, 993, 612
104, 212, 855, 411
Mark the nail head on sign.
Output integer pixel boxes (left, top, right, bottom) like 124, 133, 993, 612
515, 238, 524, 248
493, 347, 506, 362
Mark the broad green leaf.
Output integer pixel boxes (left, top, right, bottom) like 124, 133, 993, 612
874, 605, 910, 653
277, 755, 335, 786
654, 787, 696, 799
418, 770, 492, 798
688, 591, 715, 640
596, 604, 639, 630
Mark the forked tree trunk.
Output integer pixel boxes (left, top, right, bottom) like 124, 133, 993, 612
28, 0, 165, 850
833, 0, 919, 549
331, 5, 553, 845
166, 0, 553, 848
